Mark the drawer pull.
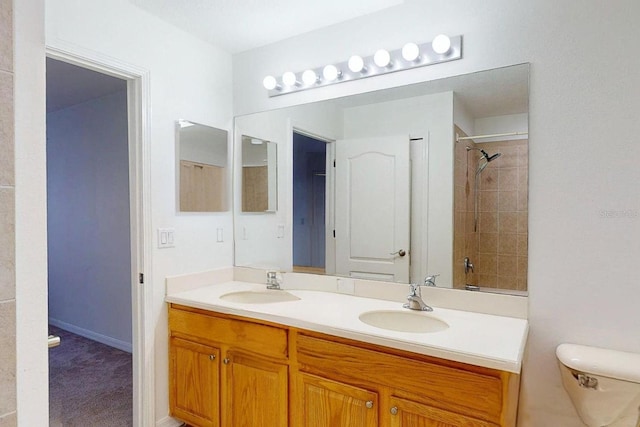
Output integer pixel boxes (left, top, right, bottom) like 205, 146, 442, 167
390, 406, 398, 415
365, 400, 374, 409
223, 358, 230, 365
209, 354, 216, 361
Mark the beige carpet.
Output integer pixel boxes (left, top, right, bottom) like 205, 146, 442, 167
49, 325, 132, 426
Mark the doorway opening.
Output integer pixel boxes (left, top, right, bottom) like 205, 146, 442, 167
292, 131, 333, 275
46, 57, 134, 426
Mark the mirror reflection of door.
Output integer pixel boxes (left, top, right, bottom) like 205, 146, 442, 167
335, 135, 410, 283
293, 132, 328, 274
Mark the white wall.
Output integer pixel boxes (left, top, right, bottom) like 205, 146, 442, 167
232, 1, 640, 426
46, 1, 234, 424
342, 92, 454, 287
15, 0, 48, 425
179, 125, 228, 167
475, 113, 528, 142
47, 90, 132, 351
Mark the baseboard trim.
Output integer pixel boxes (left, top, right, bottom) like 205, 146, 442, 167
156, 415, 183, 427
48, 318, 132, 353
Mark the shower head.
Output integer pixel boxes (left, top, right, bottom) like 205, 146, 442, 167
483, 150, 501, 162
466, 146, 502, 163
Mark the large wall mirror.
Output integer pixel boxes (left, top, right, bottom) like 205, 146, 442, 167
177, 120, 228, 212
233, 64, 529, 295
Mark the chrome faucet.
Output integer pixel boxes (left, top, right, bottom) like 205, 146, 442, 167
403, 275, 438, 312
266, 271, 281, 290
423, 274, 439, 287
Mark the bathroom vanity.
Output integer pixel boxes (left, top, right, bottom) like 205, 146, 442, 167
166, 280, 528, 427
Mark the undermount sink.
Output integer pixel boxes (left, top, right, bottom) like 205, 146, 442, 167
358, 310, 449, 333
219, 290, 301, 304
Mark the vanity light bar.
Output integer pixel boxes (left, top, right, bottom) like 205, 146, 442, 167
263, 35, 462, 97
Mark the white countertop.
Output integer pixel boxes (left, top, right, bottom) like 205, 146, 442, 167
166, 281, 528, 373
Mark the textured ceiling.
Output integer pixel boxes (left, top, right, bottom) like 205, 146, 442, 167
129, 0, 404, 53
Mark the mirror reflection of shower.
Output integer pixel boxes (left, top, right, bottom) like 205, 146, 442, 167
467, 146, 502, 231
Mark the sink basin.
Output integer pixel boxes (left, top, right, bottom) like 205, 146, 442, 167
358, 310, 449, 333
220, 290, 300, 304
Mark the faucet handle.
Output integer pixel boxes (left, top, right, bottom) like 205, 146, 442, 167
408, 283, 420, 296
424, 274, 439, 286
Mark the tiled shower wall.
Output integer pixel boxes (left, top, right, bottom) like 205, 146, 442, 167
453, 128, 478, 289
476, 139, 528, 291
0, 0, 17, 424
453, 129, 529, 291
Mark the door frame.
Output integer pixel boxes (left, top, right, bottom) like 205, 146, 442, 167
45, 45, 154, 426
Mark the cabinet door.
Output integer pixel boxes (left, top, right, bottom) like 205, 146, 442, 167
223, 352, 288, 427
169, 337, 220, 427
389, 396, 499, 427
297, 373, 378, 427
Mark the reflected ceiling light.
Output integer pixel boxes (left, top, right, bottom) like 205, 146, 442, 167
282, 71, 298, 86
178, 119, 194, 128
302, 69, 318, 85
373, 49, 392, 68
250, 138, 264, 145
432, 34, 452, 54
262, 34, 462, 97
262, 75, 279, 90
322, 64, 341, 82
401, 42, 420, 62
348, 55, 366, 73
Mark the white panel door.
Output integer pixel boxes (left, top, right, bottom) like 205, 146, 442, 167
335, 135, 410, 282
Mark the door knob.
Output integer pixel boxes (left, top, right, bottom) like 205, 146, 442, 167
365, 400, 374, 409
390, 249, 406, 257
223, 358, 230, 365
209, 354, 216, 361
390, 406, 398, 415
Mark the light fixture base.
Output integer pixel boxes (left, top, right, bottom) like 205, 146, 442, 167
266, 35, 462, 97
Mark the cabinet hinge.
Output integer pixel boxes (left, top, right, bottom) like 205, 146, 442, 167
139, 273, 144, 284
333, 229, 336, 238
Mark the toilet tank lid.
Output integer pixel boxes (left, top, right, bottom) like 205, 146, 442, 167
556, 343, 640, 383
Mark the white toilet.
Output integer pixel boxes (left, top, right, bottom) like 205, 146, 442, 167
557, 343, 640, 427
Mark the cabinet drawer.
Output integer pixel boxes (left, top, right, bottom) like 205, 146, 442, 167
296, 334, 504, 423
169, 306, 288, 359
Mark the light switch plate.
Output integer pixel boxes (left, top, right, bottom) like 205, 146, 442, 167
158, 228, 175, 248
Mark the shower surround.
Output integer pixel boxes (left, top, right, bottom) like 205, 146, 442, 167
454, 129, 528, 292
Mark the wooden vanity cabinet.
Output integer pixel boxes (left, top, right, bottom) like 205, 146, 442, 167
295, 372, 378, 427
169, 337, 220, 427
168, 304, 520, 427
223, 351, 288, 427
169, 305, 289, 427
388, 396, 499, 427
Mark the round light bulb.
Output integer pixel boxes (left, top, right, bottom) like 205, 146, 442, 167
348, 55, 365, 73
322, 64, 340, 82
402, 42, 420, 62
263, 75, 277, 90
302, 69, 318, 85
373, 49, 391, 68
432, 34, 451, 54
282, 71, 297, 86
